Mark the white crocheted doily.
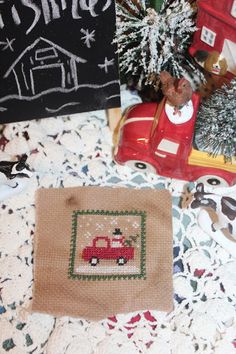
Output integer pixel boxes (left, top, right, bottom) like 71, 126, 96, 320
0, 90, 236, 354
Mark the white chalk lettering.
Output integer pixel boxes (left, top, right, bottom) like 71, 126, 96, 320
79, 0, 99, 17
0, 13, 5, 28
49, 0, 60, 20
0, 0, 113, 34
61, 0, 67, 10
72, 0, 81, 19
41, 0, 51, 24
21, 0, 41, 34
11, 5, 21, 25
102, 0, 111, 12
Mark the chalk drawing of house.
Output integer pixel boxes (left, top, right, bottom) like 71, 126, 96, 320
4, 37, 87, 98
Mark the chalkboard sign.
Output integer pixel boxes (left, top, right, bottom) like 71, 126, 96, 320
0, 0, 120, 123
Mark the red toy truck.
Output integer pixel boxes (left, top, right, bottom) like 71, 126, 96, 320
82, 236, 134, 266
114, 93, 236, 187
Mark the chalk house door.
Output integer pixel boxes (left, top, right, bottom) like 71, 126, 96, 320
30, 64, 65, 95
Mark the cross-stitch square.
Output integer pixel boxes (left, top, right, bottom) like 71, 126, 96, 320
32, 186, 173, 320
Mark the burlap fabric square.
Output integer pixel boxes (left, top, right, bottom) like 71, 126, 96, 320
32, 186, 173, 320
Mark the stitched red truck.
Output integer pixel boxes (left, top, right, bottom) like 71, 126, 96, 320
82, 236, 134, 266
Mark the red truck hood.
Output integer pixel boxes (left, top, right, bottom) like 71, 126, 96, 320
120, 103, 158, 149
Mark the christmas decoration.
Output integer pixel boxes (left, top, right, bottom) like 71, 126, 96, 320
194, 50, 228, 77
33, 186, 173, 319
191, 183, 236, 258
189, 0, 236, 77
116, 0, 204, 92
0, 155, 33, 201
195, 78, 236, 162
160, 71, 193, 114
114, 75, 236, 187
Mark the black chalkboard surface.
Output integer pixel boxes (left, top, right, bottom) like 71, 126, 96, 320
0, 0, 120, 123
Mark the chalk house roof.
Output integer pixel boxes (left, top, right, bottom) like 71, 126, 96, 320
4, 37, 87, 78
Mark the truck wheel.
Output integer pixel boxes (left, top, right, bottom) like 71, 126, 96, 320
196, 175, 229, 188
125, 160, 156, 174
89, 257, 99, 266
117, 257, 127, 266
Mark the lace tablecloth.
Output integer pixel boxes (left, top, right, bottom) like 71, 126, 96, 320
0, 91, 236, 354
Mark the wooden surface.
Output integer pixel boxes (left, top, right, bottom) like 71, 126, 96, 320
106, 107, 122, 131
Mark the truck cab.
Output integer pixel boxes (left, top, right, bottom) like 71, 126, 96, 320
150, 93, 200, 179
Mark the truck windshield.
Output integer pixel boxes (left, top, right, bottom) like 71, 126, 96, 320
157, 139, 179, 154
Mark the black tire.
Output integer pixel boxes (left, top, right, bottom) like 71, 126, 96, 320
89, 257, 99, 266
117, 257, 127, 266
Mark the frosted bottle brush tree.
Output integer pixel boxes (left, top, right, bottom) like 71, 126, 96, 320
195, 79, 236, 162
116, 0, 204, 90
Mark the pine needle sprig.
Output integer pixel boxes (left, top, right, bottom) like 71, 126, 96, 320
116, 0, 204, 89
195, 79, 236, 162
116, 0, 146, 18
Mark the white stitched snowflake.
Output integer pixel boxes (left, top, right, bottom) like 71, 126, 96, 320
132, 222, 140, 229
84, 231, 91, 238
80, 28, 96, 48
110, 217, 118, 225
96, 223, 104, 231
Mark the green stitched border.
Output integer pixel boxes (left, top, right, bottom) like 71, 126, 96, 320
68, 210, 146, 281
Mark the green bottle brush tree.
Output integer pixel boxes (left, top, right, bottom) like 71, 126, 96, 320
115, 0, 204, 96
